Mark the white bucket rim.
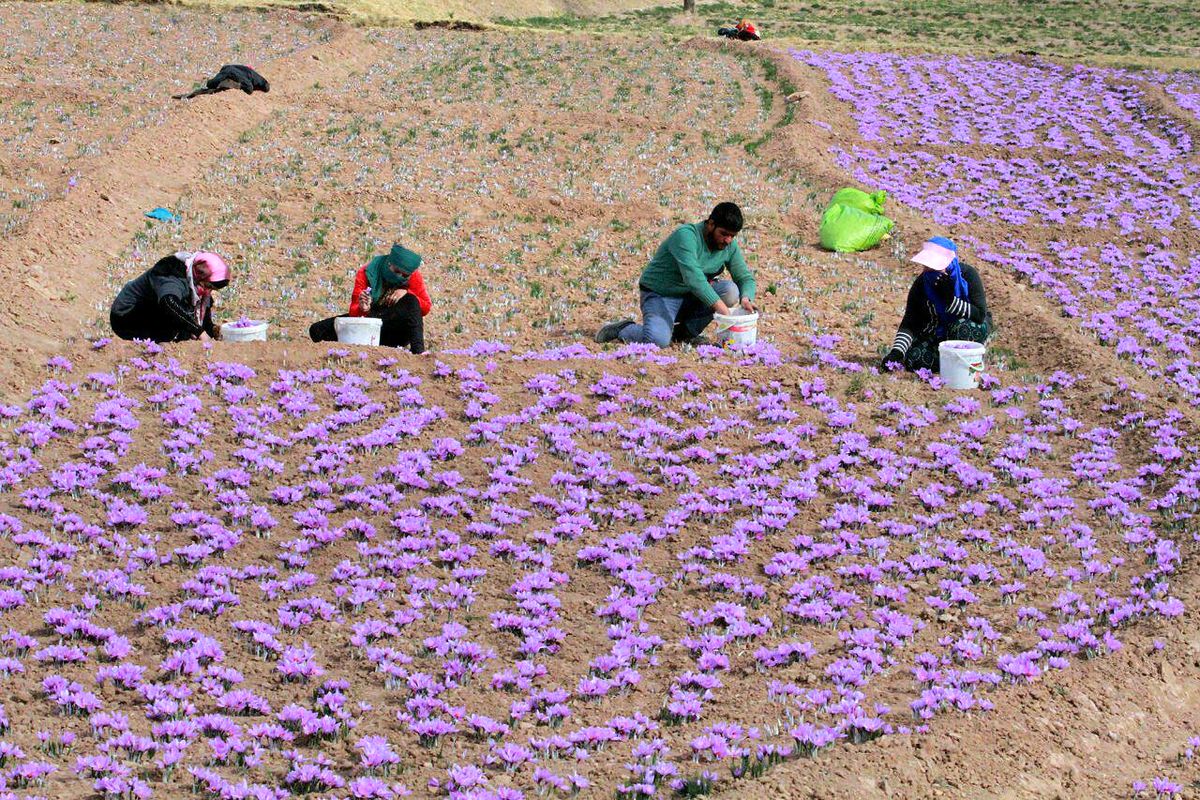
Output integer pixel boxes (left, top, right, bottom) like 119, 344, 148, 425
224, 321, 268, 334
713, 310, 760, 325
939, 339, 986, 390
939, 340, 986, 371
938, 339, 985, 353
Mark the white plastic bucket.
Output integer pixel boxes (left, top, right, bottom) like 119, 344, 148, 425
222, 321, 268, 342
939, 340, 986, 389
335, 317, 382, 346
713, 309, 759, 347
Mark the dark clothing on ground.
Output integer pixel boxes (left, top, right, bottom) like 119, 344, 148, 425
175, 65, 270, 100
884, 262, 992, 372
717, 27, 761, 41
717, 29, 760, 41
310, 292, 426, 354
110, 255, 216, 343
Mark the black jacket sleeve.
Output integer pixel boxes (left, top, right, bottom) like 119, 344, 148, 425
887, 277, 929, 356
148, 265, 202, 339
148, 266, 191, 305
160, 295, 203, 339
202, 304, 218, 338
897, 277, 927, 339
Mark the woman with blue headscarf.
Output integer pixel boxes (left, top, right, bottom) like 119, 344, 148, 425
881, 237, 991, 372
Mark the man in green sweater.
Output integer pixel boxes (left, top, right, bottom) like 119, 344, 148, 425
595, 202, 756, 347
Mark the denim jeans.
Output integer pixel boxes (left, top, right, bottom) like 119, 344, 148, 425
619, 279, 740, 348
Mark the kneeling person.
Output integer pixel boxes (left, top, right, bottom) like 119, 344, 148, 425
110, 251, 230, 342
718, 19, 761, 40
881, 236, 991, 372
310, 244, 431, 354
596, 202, 756, 348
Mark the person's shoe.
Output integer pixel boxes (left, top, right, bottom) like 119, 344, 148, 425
595, 319, 633, 344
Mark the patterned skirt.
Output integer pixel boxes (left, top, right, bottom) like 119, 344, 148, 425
903, 320, 990, 372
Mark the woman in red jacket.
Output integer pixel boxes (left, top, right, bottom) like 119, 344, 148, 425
309, 244, 431, 354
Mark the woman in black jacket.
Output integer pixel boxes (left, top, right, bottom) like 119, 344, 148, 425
881, 237, 991, 372
110, 251, 230, 343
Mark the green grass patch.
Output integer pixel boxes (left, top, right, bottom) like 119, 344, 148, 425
495, 1, 1200, 67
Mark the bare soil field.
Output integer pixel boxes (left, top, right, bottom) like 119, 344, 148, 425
0, 2, 342, 236
0, 3, 1197, 800
160, 0, 664, 25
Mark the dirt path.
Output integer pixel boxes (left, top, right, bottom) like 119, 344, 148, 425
724, 563, 1200, 799
0, 23, 379, 398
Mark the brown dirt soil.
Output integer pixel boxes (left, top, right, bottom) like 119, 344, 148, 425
0, 12, 372, 396
728, 565, 1200, 799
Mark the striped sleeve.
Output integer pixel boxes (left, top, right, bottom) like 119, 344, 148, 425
948, 296, 975, 320
891, 330, 914, 355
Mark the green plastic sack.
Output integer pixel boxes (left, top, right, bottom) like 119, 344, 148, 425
828, 187, 888, 215
819, 203, 894, 253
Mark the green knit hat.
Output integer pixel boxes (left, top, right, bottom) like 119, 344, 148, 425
366, 244, 422, 302
386, 244, 421, 275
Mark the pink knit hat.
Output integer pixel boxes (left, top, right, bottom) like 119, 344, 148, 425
192, 252, 230, 285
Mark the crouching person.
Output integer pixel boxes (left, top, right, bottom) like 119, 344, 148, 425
310, 244, 430, 354
718, 19, 761, 40
110, 251, 230, 342
881, 236, 991, 372
596, 202, 756, 348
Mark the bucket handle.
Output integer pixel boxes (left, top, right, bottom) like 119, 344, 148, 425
947, 348, 985, 373
714, 319, 735, 333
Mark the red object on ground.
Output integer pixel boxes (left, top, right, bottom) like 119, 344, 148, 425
736, 20, 760, 39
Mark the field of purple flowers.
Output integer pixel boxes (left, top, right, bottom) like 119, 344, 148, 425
0, 333, 1187, 799
786, 47, 1200, 796
794, 50, 1200, 412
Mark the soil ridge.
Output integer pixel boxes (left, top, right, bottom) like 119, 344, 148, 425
0, 23, 379, 398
